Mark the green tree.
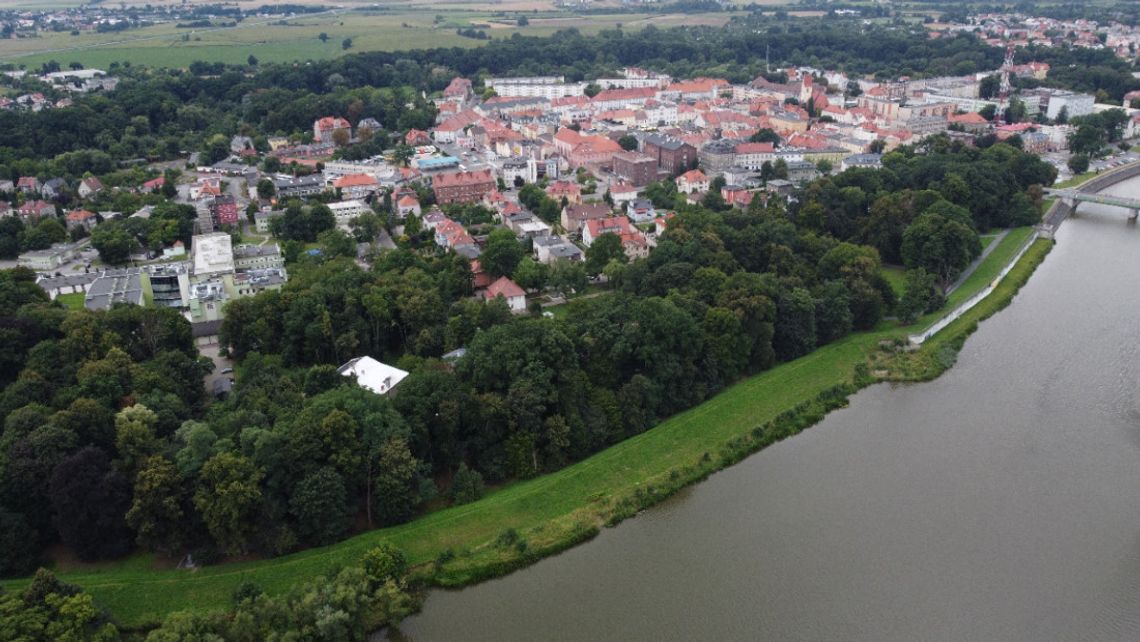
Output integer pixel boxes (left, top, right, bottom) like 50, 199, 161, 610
1067, 153, 1090, 175
256, 178, 275, 200
114, 404, 159, 476
901, 210, 981, 290
361, 542, 408, 589
0, 509, 39, 576
125, 455, 186, 555
549, 260, 587, 295
449, 463, 485, 505
584, 232, 627, 276
91, 222, 136, 264
392, 144, 414, 167
289, 466, 352, 546
193, 452, 264, 555
512, 256, 549, 291
749, 128, 781, 146
896, 267, 943, 324
773, 287, 817, 361
373, 438, 420, 526
49, 446, 133, 561
481, 228, 524, 278
617, 134, 638, 151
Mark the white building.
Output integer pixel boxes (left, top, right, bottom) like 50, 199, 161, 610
1044, 90, 1095, 120
327, 200, 372, 230
337, 356, 409, 395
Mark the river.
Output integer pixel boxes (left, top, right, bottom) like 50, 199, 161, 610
395, 176, 1140, 641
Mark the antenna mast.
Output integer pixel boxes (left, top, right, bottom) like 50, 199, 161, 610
997, 44, 1015, 123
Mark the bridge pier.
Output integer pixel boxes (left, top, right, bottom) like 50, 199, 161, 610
1130, 208, 1138, 222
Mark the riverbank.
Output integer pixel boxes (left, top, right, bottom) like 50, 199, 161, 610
0, 236, 1054, 631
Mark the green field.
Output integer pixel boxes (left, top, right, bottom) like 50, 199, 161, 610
0, 9, 737, 69
54, 291, 86, 309
1, 223, 1053, 629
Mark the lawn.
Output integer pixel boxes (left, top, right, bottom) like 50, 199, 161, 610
55, 291, 86, 309
879, 264, 906, 298
1054, 171, 1099, 189
1, 225, 1053, 629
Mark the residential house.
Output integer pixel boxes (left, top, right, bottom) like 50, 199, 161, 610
504, 212, 552, 239
609, 182, 639, 207
533, 234, 584, 264
561, 203, 613, 235
582, 216, 634, 247
17, 176, 39, 194
141, 176, 166, 192
16, 200, 55, 219
333, 174, 380, 200
484, 276, 527, 313
396, 195, 421, 219
545, 180, 582, 205
356, 118, 382, 136
677, 169, 710, 194
626, 199, 657, 223
405, 129, 432, 146
314, 116, 352, 144
230, 136, 255, 155
0, 180, 14, 194
41, 178, 66, 200
65, 208, 96, 231
77, 176, 104, 198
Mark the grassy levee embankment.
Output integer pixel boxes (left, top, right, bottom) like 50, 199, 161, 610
0, 232, 1054, 631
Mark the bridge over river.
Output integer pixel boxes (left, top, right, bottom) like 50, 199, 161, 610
1042, 161, 1140, 230
1044, 188, 1140, 220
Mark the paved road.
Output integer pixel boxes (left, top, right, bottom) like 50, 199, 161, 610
947, 229, 1009, 295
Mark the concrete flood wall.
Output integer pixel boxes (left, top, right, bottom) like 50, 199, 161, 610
911, 161, 1140, 346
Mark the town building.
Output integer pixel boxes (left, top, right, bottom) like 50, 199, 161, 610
612, 151, 659, 187
641, 134, 697, 175
432, 169, 496, 204
313, 116, 352, 144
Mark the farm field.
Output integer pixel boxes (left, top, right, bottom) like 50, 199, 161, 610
0, 7, 738, 69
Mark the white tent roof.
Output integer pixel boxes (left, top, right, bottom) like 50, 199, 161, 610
336, 356, 409, 395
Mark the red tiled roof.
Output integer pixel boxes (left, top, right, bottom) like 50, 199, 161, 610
486, 276, 526, 299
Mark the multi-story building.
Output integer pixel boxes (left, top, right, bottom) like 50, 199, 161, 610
273, 175, 325, 199
209, 195, 239, 228
733, 142, 777, 170
699, 139, 740, 176
487, 76, 587, 99
313, 116, 351, 144
612, 151, 659, 188
641, 134, 697, 175
432, 169, 496, 205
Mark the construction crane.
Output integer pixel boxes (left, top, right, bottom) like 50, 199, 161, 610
996, 45, 1015, 123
